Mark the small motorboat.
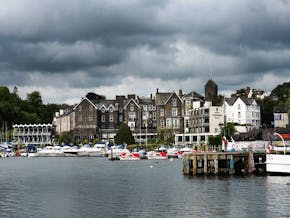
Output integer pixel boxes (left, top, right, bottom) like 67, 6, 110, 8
119, 152, 141, 160
146, 151, 168, 160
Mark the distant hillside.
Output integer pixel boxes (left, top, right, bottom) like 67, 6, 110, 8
270, 81, 290, 102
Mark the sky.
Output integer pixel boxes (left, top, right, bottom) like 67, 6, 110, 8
1, 0, 290, 105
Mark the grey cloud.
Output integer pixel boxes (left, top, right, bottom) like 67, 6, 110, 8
0, 0, 290, 101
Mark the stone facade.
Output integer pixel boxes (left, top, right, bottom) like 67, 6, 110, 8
156, 89, 184, 134
205, 79, 218, 101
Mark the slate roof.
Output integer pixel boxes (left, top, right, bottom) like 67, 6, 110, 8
225, 96, 256, 106
184, 91, 204, 99
155, 92, 172, 105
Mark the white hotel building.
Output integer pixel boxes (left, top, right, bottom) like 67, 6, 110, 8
175, 96, 261, 145
175, 101, 224, 145
224, 96, 261, 127
12, 124, 54, 145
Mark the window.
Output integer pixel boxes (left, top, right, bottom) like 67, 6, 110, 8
172, 118, 180, 129
152, 112, 156, 120
160, 120, 165, 128
143, 105, 148, 111
130, 103, 134, 111
109, 106, 114, 113
166, 118, 172, 128
109, 114, 113, 122
143, 111, 149, 120
119, 107, 123, 113
171, 108, 178, 117
101, 107, 106, 113
119, 115, 123, 122
78, 106, 82, 111
101, 115, 106, 122
78, 115, 82, 121
171, 98, 177, 106
238, 104, 241, 110
129, 112, 136, 120
160, 109, 164, 117
238, 112, 241, 118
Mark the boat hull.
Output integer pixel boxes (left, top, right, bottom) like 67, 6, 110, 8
266, 154, 290, 174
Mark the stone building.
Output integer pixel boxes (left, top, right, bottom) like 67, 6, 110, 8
124, 94, 157, 144
183, 91, 204, 133
155, 89, 184, 135
205, 79, 218, 102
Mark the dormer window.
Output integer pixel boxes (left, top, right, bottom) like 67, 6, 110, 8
109, 106, 114, 112
101, 107, 106, 113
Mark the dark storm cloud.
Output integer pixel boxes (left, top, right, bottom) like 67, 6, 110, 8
0, 0, 290, 102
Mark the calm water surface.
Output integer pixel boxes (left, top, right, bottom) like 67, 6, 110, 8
0, 157, 290, 218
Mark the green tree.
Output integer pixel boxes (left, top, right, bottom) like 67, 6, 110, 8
56, 132, 72, 144
27, 91, 43, 107
114, 123, 135, 145
208, 135, 221, 146
220, 122, 236, 138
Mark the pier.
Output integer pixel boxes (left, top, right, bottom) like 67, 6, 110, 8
183, 150, 266, 175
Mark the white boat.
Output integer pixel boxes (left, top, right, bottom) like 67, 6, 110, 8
146, 151, 168, 160
119, 152, 141, 161
77, 144, 106, 157
167, 147, 179, 158
62, 146, 78, 157
38, 146, 64, 157
266, 133, 290, 174
107, 145, 131, 159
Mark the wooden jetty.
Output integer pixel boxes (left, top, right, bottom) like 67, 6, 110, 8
183, 150, 266, 175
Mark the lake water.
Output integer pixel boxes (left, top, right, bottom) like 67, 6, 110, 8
0, 157, 290, 218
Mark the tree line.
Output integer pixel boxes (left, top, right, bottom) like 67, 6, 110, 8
0, 86, 64, 130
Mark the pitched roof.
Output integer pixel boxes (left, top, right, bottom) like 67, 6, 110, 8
155, 92, 172, 105
124, 98, 141, 109
184, 91, 204, 99
225, 96, 256, 106
138, 97, 155, 104
73, 97, 98, 110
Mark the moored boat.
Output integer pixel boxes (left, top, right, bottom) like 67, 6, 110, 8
266, 133, 290, 174
38, 146, 64, 157
119, 152, 141, 160
146, 151, 167, 160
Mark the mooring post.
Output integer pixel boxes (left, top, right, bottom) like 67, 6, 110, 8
248, 148, 255, 174
214, 154, 218, 175
204, 154, 208, 175
183, 155, 187, 174
193, 154, 197, 175
230, 155, 234, 174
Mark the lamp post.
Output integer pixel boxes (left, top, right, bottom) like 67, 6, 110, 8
145, 118, 148, 146
139, 109, 142, 147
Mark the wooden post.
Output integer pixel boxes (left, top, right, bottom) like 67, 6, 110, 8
214, 154, 218, 175
248, 150, 255, 174
193, 155, 197, 175
230, 155, 234, 174
204, 154, 208, 175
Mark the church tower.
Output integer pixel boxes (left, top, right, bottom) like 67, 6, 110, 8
205, 79, 218, 101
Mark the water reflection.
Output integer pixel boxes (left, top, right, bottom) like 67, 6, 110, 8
0, 158, 289, 217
